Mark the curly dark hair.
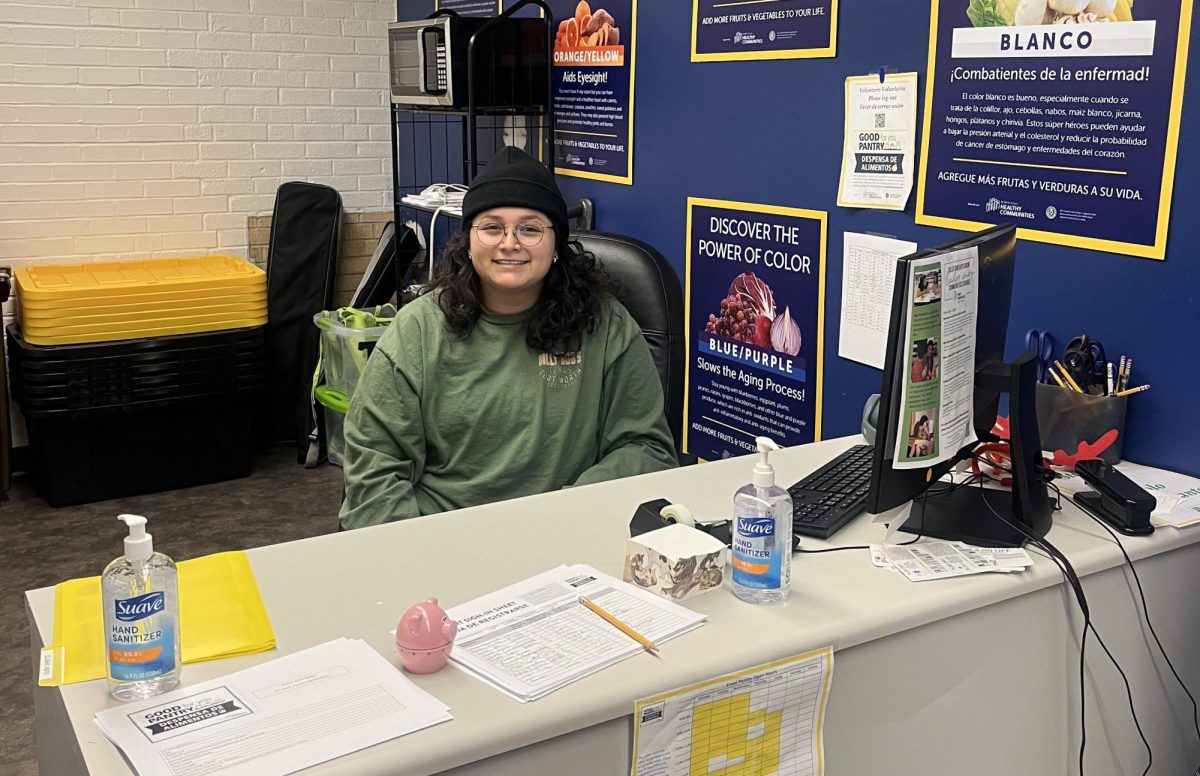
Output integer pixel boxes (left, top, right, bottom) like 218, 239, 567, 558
423, 226, 613, 355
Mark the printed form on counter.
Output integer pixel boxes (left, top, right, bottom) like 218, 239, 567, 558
892, 246, 979, 470
1114, 462, 1200, 527
870, 541, 1033, 582
93, 638, 452, 776
446, 564, 706, 702
1056, 461, 1200, 528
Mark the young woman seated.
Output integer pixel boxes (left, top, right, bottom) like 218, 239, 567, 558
339, 147, 678, 529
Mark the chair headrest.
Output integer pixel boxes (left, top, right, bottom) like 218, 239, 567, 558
573, 231, 682, 335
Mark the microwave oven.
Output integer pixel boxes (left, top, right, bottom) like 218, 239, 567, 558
387, 16, 549, 110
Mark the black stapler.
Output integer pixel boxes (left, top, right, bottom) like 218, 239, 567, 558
1073, 459, 1156, 536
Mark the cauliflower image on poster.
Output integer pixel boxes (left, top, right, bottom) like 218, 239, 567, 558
966, 0, 1135, 26
702, 272, 802, 357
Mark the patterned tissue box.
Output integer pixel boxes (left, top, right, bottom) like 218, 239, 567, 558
623, 523, 728, 601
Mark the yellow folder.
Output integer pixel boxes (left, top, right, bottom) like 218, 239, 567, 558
40, 551, 276, 686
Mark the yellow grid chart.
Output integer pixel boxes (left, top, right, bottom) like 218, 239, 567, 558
688, 693, 783, 775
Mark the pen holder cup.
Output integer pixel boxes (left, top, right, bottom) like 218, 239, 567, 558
1034, 383, 1128, 464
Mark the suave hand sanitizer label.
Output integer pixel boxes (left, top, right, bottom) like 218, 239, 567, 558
108, 591, 176, 681
732, 516, 782, 590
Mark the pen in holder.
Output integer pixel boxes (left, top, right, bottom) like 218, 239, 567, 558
1034, 383, 1128, 464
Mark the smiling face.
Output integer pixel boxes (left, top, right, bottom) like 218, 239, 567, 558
469, 207, 556, 315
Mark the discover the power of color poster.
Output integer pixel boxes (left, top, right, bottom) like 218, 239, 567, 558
683, 198, 826, 461
916, 0, 1192, 259
691, 0, 837, 61
549, 0, 636, 184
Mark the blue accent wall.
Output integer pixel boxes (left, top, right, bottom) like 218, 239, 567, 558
399, 1, 1198, 475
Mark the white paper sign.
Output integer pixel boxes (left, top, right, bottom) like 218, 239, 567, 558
839, 232, 917, 369
837, 72, 919, 210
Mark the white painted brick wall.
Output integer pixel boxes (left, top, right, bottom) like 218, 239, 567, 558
0, 0, 395, 268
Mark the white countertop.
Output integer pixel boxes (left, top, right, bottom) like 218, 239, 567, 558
27, 436, 1200, 774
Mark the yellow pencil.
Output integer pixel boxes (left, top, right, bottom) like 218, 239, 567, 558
1114, 384, 1150, 397
1054, 361, 1084, 393
578, 595, 659, 652
1048, 366, 1067, 389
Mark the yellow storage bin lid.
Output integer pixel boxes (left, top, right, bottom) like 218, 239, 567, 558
22, 315, 269, 345
23, 306, 267, 335
21, 300, 267, 329
18, 287, 266, 312
15, 255, 265, 302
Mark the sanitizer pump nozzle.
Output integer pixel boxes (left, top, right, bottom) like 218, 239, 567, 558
752, 436, 782, 489
118, 513, 153, 562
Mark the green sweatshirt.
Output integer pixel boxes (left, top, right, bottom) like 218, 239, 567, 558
339, 292, 678, 529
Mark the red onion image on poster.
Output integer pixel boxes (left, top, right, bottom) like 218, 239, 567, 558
702, 271, 802, 356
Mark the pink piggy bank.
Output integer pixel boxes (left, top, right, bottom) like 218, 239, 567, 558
396, 597, 457, 674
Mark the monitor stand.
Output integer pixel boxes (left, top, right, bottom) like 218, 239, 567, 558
904, 487, 1030, 548
899, 353, 1054, 548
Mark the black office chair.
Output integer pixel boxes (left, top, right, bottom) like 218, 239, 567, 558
573, 231, 686, 458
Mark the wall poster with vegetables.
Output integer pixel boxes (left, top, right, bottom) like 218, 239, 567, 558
916, 0, 1192, 259
548, 0, 636, 184
683, 197, 826, 461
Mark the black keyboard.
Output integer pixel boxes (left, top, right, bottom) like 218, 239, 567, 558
788, 444, 874, 540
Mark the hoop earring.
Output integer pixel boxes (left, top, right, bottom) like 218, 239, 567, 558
553, 254, 558, 263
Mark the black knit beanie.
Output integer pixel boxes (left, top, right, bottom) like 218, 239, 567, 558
461, 146, 569, 239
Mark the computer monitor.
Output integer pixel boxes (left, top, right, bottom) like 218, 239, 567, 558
865, 224, 1052, 547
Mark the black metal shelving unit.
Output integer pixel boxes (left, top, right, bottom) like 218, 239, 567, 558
389, 0, 557, 289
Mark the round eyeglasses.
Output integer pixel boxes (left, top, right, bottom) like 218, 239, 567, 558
472, 222, 554, 247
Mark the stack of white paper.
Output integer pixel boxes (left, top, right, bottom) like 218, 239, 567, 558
1054, 461, 1200, 528
446, 564, 706, 702
871, 541, 1033, 582
94, 638, 451, 776
1111, 462, 1200, 528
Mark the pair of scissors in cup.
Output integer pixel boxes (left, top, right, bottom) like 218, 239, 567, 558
1064, 334, 1107, 388
1024, 328, 1055, 384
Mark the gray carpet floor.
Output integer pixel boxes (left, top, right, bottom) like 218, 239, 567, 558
0, 447, 344, 774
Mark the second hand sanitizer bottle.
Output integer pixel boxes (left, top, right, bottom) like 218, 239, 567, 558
731, 437, 793, 604
102, 514, 181, 701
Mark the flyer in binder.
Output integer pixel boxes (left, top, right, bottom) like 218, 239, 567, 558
892, 247, 979, 469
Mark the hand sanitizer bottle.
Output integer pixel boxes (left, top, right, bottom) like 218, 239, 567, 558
102, 514, 181, 701
731, 437, 793, 604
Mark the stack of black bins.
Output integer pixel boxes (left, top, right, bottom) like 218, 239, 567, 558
7, 324, 264, 506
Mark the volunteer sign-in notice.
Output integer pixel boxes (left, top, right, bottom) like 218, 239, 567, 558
837, 72, 918, 210
917, 0, 1192, 259
684, 198, 826, 461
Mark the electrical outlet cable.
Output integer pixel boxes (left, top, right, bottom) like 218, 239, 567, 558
1079, 509, 1200, 746
978, 479, 1152, 776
